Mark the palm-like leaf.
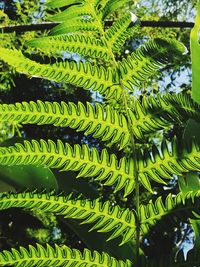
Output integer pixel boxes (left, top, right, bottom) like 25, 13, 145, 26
0, 100, 130, 148
0, 243, 131, 267
0, 192, 135, 244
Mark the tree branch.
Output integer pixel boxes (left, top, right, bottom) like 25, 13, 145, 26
0, 21, 194, 34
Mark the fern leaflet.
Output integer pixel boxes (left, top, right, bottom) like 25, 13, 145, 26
102, 0, 132, 19
0, 140, 135, 196
0, 243, 131, 267
0, 100, 130, 148
47, 0, 82, 9
105, 12, 134, 54
138, 139, 200, 191
27, 34, 110, 61
0, 47, 121, 99
50, 19, 100, 35
139, 190, 200, 236
129, 93, 199, 139
0, 192, 136, 245
119, 38, 187, 91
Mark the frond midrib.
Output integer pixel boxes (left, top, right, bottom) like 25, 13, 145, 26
0, 103, 129, 135
0, 195, 133, 229
0, 144, 131, 182
0, 252, 108, 267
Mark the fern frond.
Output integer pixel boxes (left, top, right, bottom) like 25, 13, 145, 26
119, 38, 187, 91
0, 47, 121, 99
128, 93, 200, 139
0, 192, 136, 244
0, 101, 130, 148
47, 0, 103, 35
49, 19, 99, 35
139, 191, 200, 236
0, 140, 135, 196
105, 12, 133, 54
27, 34, 110, 61
138, 139, 200, 190
0, 243, 131, 267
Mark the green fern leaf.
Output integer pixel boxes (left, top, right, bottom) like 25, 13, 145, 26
0, 101, 130, 148
0, 192, 136, 245
0, 47, 121, 99
0, 140, 135, 196
105, 12, 135, 54
139, 191, 200, 236
128, 93, 198, 139
138, 139, 200, 191
0, 243, 131, 267
47, 0, 103, 35
27, 34, 110, 61
50, 18, 100, 35
119, 38, 187, 91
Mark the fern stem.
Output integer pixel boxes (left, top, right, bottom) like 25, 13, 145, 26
100, 20, 141, 264
121, 91, 140, 266
102, 30, 141, 264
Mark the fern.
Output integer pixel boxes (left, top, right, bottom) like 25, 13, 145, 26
105, 12, 135, 54
139, 190, 200, 236
0, 243, 131, 267
0, 100, 130, 148
0, 0, 197, 265
0, 192, 136, 244
0, 47, 122, 99
47, 0, 82, 9
2, 138, 200, 193
50, 19, 100, 35
27, 34, 111, 61
0, 139, 135, 196
129, 93, 200, 139
119, 38, 186, 91
0, 93, 198, 146
138, 139, 200, 190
